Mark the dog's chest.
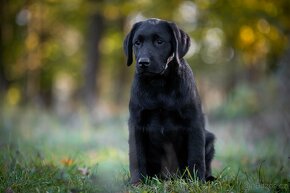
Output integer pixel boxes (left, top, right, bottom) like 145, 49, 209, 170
139, 108, 188, 135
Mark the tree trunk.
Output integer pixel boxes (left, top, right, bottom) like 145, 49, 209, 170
83, 13, 104, 109
0, 0, 8, 97
114, 17, 130, 106
277, 40, 290, 141
23, 2, 42, 105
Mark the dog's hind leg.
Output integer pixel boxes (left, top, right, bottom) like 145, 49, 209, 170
205, 131, 215, 181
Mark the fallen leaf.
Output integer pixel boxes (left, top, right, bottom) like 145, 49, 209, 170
61, 158, 74, 166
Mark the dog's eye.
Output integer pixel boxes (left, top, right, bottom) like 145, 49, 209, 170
156, 39, 164, 45
134, 40, 141, 46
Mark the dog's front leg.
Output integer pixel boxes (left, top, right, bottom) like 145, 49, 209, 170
187, 124, 206, 181
129, 121, 147, 184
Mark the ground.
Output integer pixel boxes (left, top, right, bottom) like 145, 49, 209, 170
0, 107, 289, 192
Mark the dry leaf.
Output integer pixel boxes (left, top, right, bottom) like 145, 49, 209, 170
61, 158, 74, 166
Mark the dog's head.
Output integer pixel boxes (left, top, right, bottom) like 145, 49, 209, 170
123, 18, 190, 76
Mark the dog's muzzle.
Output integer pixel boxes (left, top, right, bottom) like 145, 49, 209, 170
136, 53, 175, 76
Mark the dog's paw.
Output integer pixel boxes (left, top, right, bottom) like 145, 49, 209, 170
205, 175, 216, 182
130, 179, 142, 186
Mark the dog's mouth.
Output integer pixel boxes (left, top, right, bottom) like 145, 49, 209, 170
136, 65, 168, 76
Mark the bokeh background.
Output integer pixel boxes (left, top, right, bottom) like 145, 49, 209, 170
0, 0, 289, 191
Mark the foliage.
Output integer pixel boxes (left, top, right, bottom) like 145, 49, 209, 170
1, 0, 290, 111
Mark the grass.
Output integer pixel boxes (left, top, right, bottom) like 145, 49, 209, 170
0, 106, 289, 192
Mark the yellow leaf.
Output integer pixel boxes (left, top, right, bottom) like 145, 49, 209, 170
61, 158, 74, 166
239, 26, 255, 46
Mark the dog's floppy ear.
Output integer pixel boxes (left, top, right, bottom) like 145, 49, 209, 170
169, 23, 190, 66
123, 22, 142, 66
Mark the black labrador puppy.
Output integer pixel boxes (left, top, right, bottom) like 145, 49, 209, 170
123, 18, 215, 184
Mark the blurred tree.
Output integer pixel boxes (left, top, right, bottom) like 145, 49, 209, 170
277, 41, 290, 140
0, 0, 8, 96
84, 11, 104, 109
196, 0, 290, 88
111, 17, 128, 105
24, 1, 43, 104
0, 0, 289, 119
0, 0, 26, 105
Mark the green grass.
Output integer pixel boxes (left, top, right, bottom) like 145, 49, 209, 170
0, 149, 102, 192
0, 106, 289, 192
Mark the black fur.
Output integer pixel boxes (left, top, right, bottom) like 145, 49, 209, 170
124, 18, 215, 184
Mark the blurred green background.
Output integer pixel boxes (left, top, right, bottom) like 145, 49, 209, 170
0, 0, 289, 191
1, 0, 290, 118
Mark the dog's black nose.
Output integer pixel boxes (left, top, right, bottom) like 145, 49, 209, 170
138, 58, 150, 68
